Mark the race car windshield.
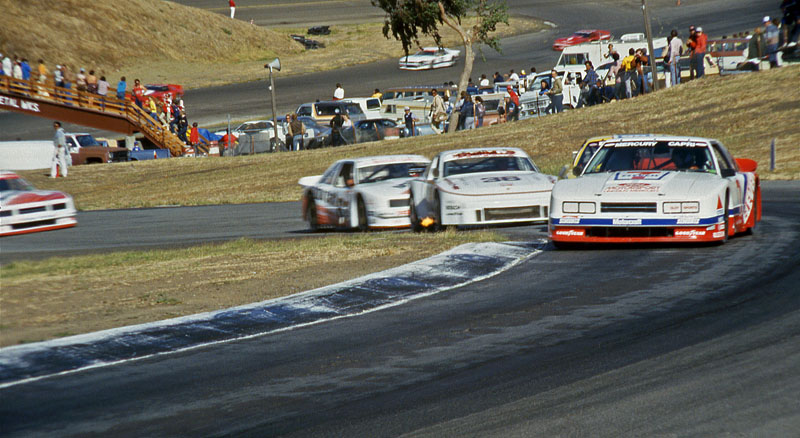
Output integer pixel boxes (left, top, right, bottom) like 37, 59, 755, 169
358, 162, 428, 184
0, 177, 34, 192
584, 142, 716, 174
443, 156, 535, 177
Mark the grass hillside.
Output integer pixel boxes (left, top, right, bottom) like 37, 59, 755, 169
19, 65, 799, 211
0, 0, 300, 82
0, 0, 542, 87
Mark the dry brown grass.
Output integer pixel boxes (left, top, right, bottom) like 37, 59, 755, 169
0, 0, 543, 88
0, 231, 504, 346
18, 65, 800, 211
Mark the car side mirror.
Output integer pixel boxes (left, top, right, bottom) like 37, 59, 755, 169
720, 168, 736, 178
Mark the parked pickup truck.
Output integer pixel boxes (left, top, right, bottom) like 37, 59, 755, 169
65, 133, 129, 165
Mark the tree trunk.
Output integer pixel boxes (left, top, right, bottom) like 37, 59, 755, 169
439, 2, 475, 133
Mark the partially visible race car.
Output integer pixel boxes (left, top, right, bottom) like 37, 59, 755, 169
552, 29, 611, 51
299, 155, 430, 231
0, 171, 77, 236
549, 135, 761, 245
399, 47, 460, 70
409, 148, 556, 230
143, 84, 184, 99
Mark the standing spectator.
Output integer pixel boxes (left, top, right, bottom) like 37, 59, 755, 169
474, 96, 485, 127
190, 122, 200, 146
37, 59, 48, 83
97, 76, 109, 108
636, 49, 650, 94
509, 69, 519, 82
455, 91, 467, 130
765, 17, 781, 67
372, 88, 382, 100
332, 83, 344, 100
288, 113, 305, 150
545, 71, 563, 113
693, 27, 708, 77
506, 86, 520, 121
12, 57, 22, 79
604, 43, 618, 60
492, 71, 503, 83
479, 74, 490, 87
458, 95, 476, 130
76, 68, 87, 92
116, 76, 127, 100
20, 58, 31, 80
132, 79, 145, 108
229, 0, 236, 19
329, 108, 345, 146
1, 54, 10, 77
621, 48, 637, 98
608, 52, 623, 99
54, 65, 64, 88
668, 29, 683, 87
51, 121, 68, 178
577, 61, 599, 107
687, 26, 697, 80
86, 70, 98, 93
429, 88, 447, 134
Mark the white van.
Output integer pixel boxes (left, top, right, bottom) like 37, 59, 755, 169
554, 33, 668, 77
342, 97, 383, 119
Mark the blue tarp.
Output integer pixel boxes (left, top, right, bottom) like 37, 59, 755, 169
199, 128, 221, 142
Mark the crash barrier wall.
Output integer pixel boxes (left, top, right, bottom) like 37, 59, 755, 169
0, 76, 185, 157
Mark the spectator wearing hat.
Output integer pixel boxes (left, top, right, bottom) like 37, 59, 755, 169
330, 108, 345, 146
693, 27, 708, 78
403, 106, 418, 136
506, 85, 520, 121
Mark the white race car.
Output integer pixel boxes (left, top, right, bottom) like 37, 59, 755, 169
549, 135, 761, 245
409, 148, 556, 230
1, 171, 77, 236
299, 155, 430, 231
399, 47, 460, 70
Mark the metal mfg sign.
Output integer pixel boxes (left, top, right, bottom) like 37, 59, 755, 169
0, 96, 40, 112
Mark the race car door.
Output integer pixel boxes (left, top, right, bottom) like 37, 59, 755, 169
710, 141, 748, 226
330, 161, 357, 227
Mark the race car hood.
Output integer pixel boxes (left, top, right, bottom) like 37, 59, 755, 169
0, 190, 68, 206
439, 171, 555, 196
554, 171, 722, 200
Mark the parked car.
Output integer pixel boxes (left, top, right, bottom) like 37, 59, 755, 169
299, 155, 430, 231
214, 120, 287, 143
409, 147, 556, 230
296, 101, 366, 125
342, 118, 404, 144
549, 135, 761, 246
65, 133, 129, 164
276, 115, 332, 149
399, 47, 460, 70
552, 29, 611, 51
0, 171, 77, 236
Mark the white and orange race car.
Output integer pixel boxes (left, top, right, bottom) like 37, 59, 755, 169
299, 155, 430, 231
549, 135, 761, 245
0, 171, 77, 236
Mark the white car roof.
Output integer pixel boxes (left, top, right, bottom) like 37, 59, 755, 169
345, 155, 430, 168
600, 135, 716, 146
440, 147, 530, 162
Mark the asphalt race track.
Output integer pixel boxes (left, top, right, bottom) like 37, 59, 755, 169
0, 0, 777, 139
1, 182, 798, 437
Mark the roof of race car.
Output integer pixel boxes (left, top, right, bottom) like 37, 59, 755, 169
439, 147, 529, 161
342, 155, 430, 167
0, 171, 20, 180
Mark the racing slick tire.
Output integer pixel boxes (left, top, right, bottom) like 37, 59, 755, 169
356, 196, 369, 232
306, 199, 319, 232
744, 187, 758, 236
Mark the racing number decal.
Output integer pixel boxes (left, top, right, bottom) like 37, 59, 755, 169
480, 176, 520, 183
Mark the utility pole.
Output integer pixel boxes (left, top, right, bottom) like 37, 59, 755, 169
642, 0, 659, 91
265, 58, 281, 152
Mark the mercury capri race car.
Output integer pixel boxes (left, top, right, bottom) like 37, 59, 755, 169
399, 47, 460, 70
299, 155, 430, 231
409, 148, 556, 230
0, 171, 77, 236
549, 135, 761, 245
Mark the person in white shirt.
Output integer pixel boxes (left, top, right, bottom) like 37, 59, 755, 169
1, 54, 11, 77
668, 29, 684, 87
333, 83, 344, 100
479, 74, 490, 87
509, 69, 519, 82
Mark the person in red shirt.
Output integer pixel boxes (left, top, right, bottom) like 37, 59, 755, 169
190, 122, 200, 145
506, 86, 520, 121
694, 27, 708, 78
132, 78, 146, 108
229, 0, 236, 19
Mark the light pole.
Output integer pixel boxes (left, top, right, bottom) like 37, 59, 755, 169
265, 58, 281, 151
641, 0, 659, 92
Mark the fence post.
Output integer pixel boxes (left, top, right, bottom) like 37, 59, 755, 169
770, 138, 776, 171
